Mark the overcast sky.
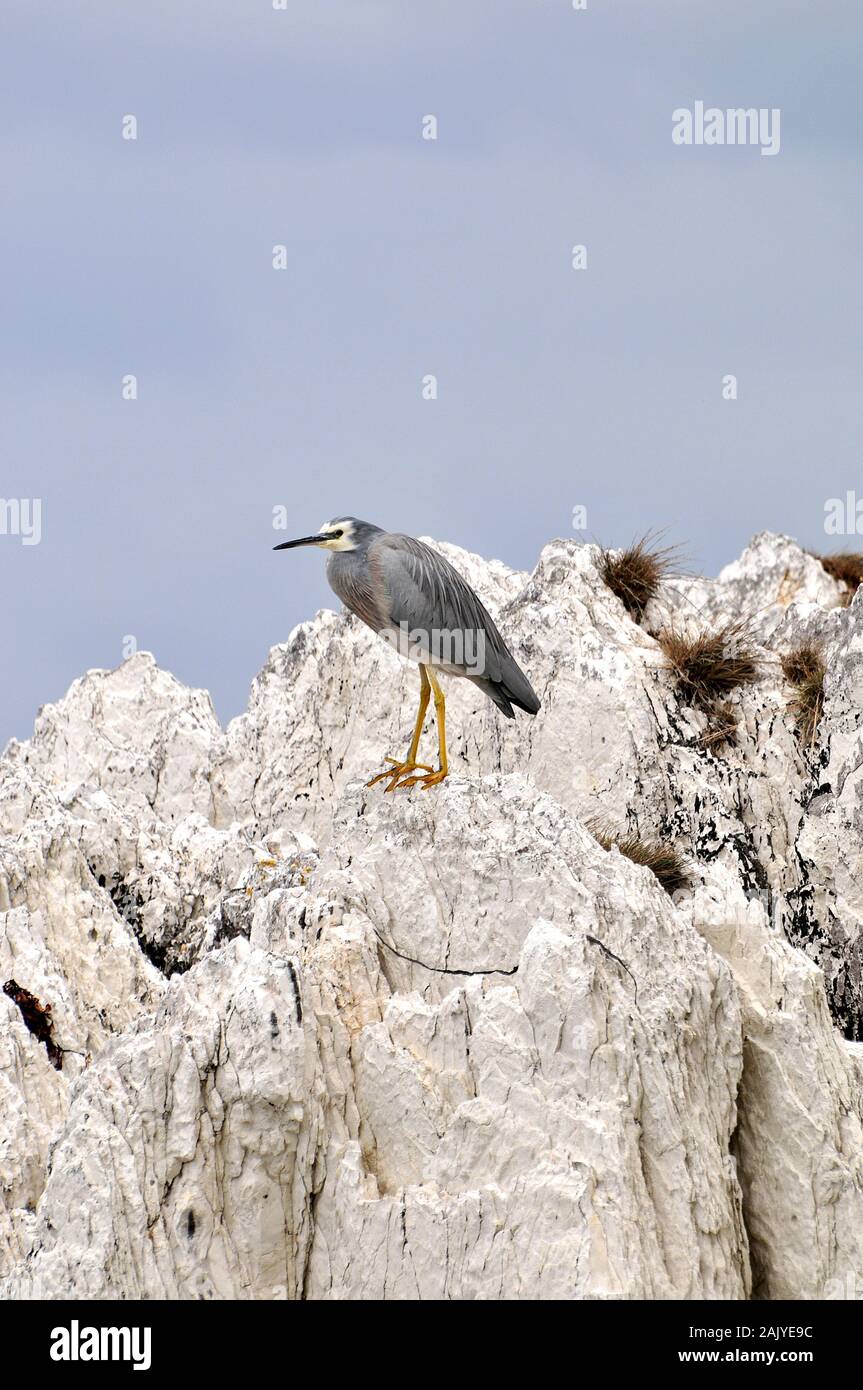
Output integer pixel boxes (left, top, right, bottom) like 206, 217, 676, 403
2, 0, 861, 744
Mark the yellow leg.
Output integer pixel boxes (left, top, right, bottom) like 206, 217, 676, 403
366, 666, 434, 791
406, 666, 430, 765
400, 669, 448, 790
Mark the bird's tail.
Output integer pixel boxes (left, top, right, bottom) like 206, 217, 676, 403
472, 662, 541, 720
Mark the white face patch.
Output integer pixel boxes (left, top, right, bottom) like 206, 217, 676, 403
317, 520, 355, 551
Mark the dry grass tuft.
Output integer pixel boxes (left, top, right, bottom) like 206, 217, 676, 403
699, 701, 739, 753
599, 533, 682, 623
656, 620, 760, 708
782, 641, 826, 747
781, 641, 823, 688
816, 552, 863, 603
589, 820, 689, 897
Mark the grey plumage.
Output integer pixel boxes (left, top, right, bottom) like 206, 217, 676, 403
325, 519, 540, 719
274, 515, 539, 791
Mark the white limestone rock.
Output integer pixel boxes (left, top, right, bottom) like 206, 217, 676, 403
689, 865, 863, 1300
661, 532, 845, 641
0, 763, 165, 1271
5, 652, 224, 824
3, 778, 749, 1301
2, 529, 863, 1301
791, 589, 863, 1035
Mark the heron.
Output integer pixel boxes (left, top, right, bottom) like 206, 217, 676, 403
274, 517, 540, 791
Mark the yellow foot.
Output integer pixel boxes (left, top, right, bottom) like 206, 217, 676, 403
398, 768, 448, 791
366, 757, 434, 792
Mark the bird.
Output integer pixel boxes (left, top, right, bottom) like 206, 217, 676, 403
274, 517, 540, 791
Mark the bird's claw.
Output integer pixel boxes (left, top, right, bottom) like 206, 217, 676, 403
366, 758, 434, 791
396, 769, 448, 791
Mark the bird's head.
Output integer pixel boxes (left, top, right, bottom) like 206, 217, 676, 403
273, 517, 379, 554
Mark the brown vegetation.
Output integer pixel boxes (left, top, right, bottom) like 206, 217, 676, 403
599, 533, 681, 623
589, 821, 689, 897
782, 641, 826, 747
657, 620, 760, 708
816, 552, 863, 604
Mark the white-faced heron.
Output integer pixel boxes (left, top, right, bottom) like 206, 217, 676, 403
274, 517, 540, 790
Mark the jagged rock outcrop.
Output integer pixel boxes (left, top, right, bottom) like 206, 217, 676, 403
2, 532, 862, 1299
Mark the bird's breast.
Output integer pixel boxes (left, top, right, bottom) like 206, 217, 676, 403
327, 551, 387, 633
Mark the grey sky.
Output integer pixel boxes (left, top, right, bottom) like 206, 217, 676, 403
3, 0, 861, 744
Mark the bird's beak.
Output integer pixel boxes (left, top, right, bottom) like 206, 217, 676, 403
273, 535, 323, 551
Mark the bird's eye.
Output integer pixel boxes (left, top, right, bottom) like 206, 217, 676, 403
329, 529, 343, 539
